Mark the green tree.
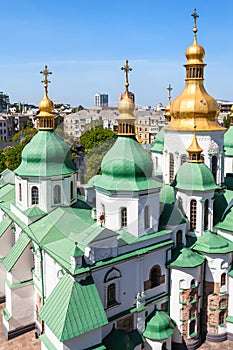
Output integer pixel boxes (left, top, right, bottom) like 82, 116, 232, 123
12, 127, 37, 142
80, 126, 116, 154
84, 138, 116, 183
223, 114, 231, 129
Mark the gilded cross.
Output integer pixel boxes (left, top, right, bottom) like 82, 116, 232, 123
40, 65, 52, 95
167, 84, 172, 102
191, 8, 199, 34
121, 60, 132, 93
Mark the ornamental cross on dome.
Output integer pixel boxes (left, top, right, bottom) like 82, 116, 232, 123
121, 60, 132, 93
40, 65, 52, 96
191, 8, 199, 34
167, 84, 172, 102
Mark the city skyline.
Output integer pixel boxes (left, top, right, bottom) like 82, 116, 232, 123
1, 0, 233, 107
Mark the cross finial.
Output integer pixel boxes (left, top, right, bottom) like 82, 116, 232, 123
191, 8, 199, 36
40, 65, 52, 96
121, 60, 132, 94
167, 84, 172, 103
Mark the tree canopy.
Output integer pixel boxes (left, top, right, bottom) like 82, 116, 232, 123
80, 126, 116, 154
79, 126, 117, 183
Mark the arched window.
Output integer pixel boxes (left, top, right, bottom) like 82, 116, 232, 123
144, 205, 150, 229
189, 319, 196, 336
53, 185, 61, 204
219, 299, 226, 309
180, 154, 187, 165
70, 180, 74, 200
190, 200, 197, 230
176, 230, 183, 247
190, 279, 195, 288
154, 157, 158, 170
150, 265, 162, 288
189, 306, 196, 319
121, 207, 127, 228
107, 283, 116, 307
169, 153, 174, 182
221, 273, 226, 286
162, 342, 167, 350
219, 311, 226, 325
19, 183, 22, 202
204, 199, 209, 230
31, 186, 39, 205
177, 196, 183, 213
212, 156, 217, 182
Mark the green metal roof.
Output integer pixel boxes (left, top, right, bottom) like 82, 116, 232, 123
3, 232, 31, 271
0, 183, 15, 203
224, 126, 233, 156
39, 274, 108, 342
24, 206, 46, 217
143, 310, 175, 340
213, 189, 233, 226
169, 247, 205, 268
85, 175, 101, 189
172, 162, 219, 191
150, 129, 164, 154
15, 130, 76, 177
192, 230, 233, 254
159, 203, 187, 227
40, 334, 57, 350
103, 328, 143, 350
95, 136, 161, 191
0, 216, 12, 238
160, 184, 174, 204
0, 169, 15, 188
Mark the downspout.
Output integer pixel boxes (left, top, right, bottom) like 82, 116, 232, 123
40, 248, 45, 334
201, 258, 206, 342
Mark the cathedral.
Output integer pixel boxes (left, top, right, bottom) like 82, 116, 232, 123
0, 9, 233, 350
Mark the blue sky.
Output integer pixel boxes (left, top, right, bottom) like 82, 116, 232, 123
1, 0, 233, 107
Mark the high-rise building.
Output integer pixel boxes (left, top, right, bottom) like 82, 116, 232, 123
95, 93, 108, 107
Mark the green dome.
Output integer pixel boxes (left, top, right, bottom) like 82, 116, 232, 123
95, 136, 161, 191
170, 247, 205, 268
192, 230, 233, 254
143, 311, 175, 340
172, 162, 218, 191
15, 131, 76, 177
224, 126, 233, 156
151, 129, 164, 154
160, 184, 174, 204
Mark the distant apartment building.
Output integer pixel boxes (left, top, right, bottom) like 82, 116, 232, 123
136, 110, 165, 144
0, 92, 10, 113
64, 110, 102, 139
94, 93, 108, 107
0, 117, 8, 140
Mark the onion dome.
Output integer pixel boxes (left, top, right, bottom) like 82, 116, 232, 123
143, 311, 175, 340
224, 106, 233, 156
150, 129, 164, 154
172, 126, 218, 191
160, 184, 174, 204
166, 9, 223, 131
95, 60, 161, 191
14, 66, 76, 177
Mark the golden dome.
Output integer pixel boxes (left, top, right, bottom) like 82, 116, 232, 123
185, 36, 205, 62
165, 9, 224, 132
117, 60, 136, 136
37, 65, 55, 130
187, 126, 203, 162
38, 94, 54, 115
